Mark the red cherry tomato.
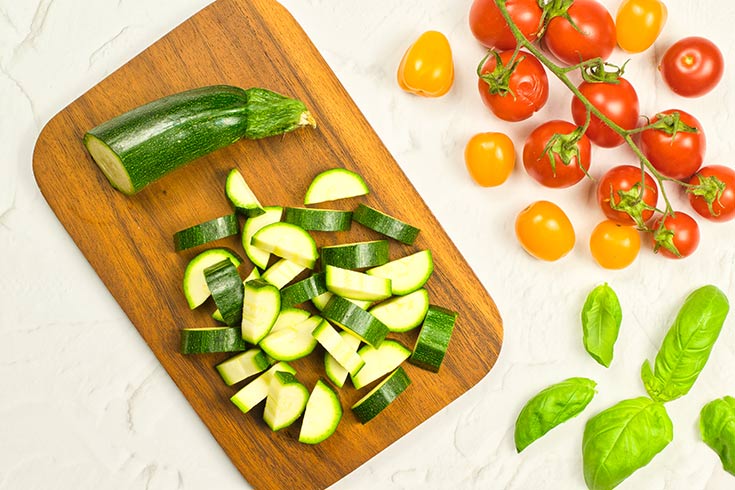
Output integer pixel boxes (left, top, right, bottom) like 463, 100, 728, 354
651, 212, 700, 259
571, 78, 640, 148
477, 50, 549, 122
469, 0, 543, 50
660, 37, 724, 98
639, 110, 706, 180
597, 165, 659, 226
688, 165, 735, 222
545, 0, 616, 65
522, 120, 591, 188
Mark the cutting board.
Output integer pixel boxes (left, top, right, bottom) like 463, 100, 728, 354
32, 0, 503, 488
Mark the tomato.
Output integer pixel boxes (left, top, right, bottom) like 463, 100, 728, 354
477, 50, 549, 122
397, 31, 454, 97
544, 0, 616, 65
571, 78, 640, 148
660, 37, 724, 98
597, 165, 659, 226
464, 132, 516, 187
651, 212, 700, 259
522, 120, 591, 188
688, 165, 735, 222
515, 200, 575, 261
469, 0, 543, 50
639, 110, 705, 180
615, 0, 667, 53
589, 220, 641, 269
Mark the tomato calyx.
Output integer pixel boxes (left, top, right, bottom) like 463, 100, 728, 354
542, 125, 590, 177
579, 59, 627, 84
609, 185, 656, 229
686, 174, 727, 217
477, 50, 524, 96
647, 111, 699, 138
652, 218, 681, 257
536, 0, 576, 37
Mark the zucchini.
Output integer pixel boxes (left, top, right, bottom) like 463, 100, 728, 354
366, 250, 433, 296
284, 207, 352, 232
351, 367, 411, 424
259, 316, 320, 361
368, 289, 429, 333
251, 222, 318, 269
322, 295, 389, 348
281, 273, 328, 308
216, 348, 272, 386
321, 240, 390, 269
312, 320, 365, 376
324, 330, 362, 388
226, 168, 265, 217
180, 327, 248, 354
84, 86, 315, 194
173, 214, 239, 251
351, 340, 411, 390
212, 267, 260, 323
299, 380, 343, 444
241, 279, 281, 344
264, 371, 310, 431
204, 259, 244, 326
352, 204, 420, 245
304, 168, 369, 205
312, 291, 372, 312
325, 265, 392, 302
270, 308, 311, 334
242, 206, 283, 270
230, 361, 296, 414
182, 248, 241, 309
409, 305, 458, 372
261, 259, 306, 289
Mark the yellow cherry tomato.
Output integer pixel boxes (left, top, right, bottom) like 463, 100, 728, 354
464, 132, 515, 187
616, 0, 667, 53
515, 201, 575, 261
397, 31, 454, 97
589, 220, 641, 269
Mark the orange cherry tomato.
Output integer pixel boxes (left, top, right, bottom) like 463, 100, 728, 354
464, 132, 516, 187
397, 31, 454, 97
616, 0, 667, 53
515, 201, 575, 261
589, 220, 641, 269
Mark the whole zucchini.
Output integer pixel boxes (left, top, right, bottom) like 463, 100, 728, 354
83, 85, 315, 194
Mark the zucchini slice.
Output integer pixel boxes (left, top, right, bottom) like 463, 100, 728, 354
183, 248, 241, 309
351, 367, 411, 424
304, 168, 369, 205
352, 204, 420, 245
174, 214, 239, 251
259, 316, 320, 361
281, 273, 328, 309
321, 240, 390, 269
264, 371, 310, 431
284, 207, 352, 232
312, 320, 365, 376
321, 295, 389, 348
312, 292, 372, 312
204, 259, 244, 326
409, 305, 458, 372
230, 361, 296, 414
240, 279, 281, 344
216, 348, 272, 386
324, 330, 362, 388
325, 265, 392, 302
299, 380, 343, 444
180, 327, 248, 354
242, 206, 283, 270
251, 222, 318, 269
368, 289, 429, 333
212, 267, 260, 323
366, 250, 433, 296
84, 86, 315, 195
261, 259, 306, 289
226, 168, 265, 217
270, 308, 312, 334
351, 340, 411, 390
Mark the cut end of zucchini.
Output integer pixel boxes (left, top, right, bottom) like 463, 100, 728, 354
226, 168, 265, 217
304, 168, 369, 205
251, 222, 318, 269
83, 133, 135, 195
263, 371, 310, 431
299, 380, 342, 444
301, 111, 317, 129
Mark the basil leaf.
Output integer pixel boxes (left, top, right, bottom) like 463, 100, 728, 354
699, 396, 735, 476
641, 285, 729, 403
581, 283, 622, 368
514, 377, 596, 453
583, 397, 673, 490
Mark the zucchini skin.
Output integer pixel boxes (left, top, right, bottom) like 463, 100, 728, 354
84, 85, 314, 194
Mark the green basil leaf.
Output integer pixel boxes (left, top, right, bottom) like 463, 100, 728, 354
641, 285, 729, 403
581, 283, 622, 368
514, 377, 597, 453
699, 396, 735, 476
583, 397, 673, 490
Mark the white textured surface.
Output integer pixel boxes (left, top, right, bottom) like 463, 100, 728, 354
1, 0, 734, 488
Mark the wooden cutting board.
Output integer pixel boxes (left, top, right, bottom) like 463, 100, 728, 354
32, 0, 503, 488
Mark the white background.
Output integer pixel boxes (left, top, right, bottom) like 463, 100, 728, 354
1, 0, 734, 488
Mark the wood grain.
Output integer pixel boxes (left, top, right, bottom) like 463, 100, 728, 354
32, 0, 503, 488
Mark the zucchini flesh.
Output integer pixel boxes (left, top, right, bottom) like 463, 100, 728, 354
351, 367, 411, 424
281, 273, 328, 308
84, 86, 315, 195
409, 305, 458, 372
324, 330, 362, 388
284, 207, 352, 231
242, 206, 283, 269
352, 204, 420, 245
304, 168, 369, 205
261, 259, 306, 289
321, 240, 390, 269
241, 279, 281, 344
270, 308, 311, 334
366, 250, 433, 296
312, 320, 365, 376
183, 248, 241, 309
351, 340, 411, 390
251, 222, 318, 269
174, 214, 239, 251
312, 291, 372, 311
226, 168, 265, 217
216, 348, 272, 386
230, 362, 296, 414
180, 327, 248, 354
259, 316, 321, 361
322, 295, 389, 348
264, 371, 309, 431
368, 289, 430, 333
204, 259, 244, 326
325, 265, 392, 302
299, 380, 343, 444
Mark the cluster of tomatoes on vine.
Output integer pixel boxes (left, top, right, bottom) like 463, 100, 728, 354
396, 0, 731, 269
